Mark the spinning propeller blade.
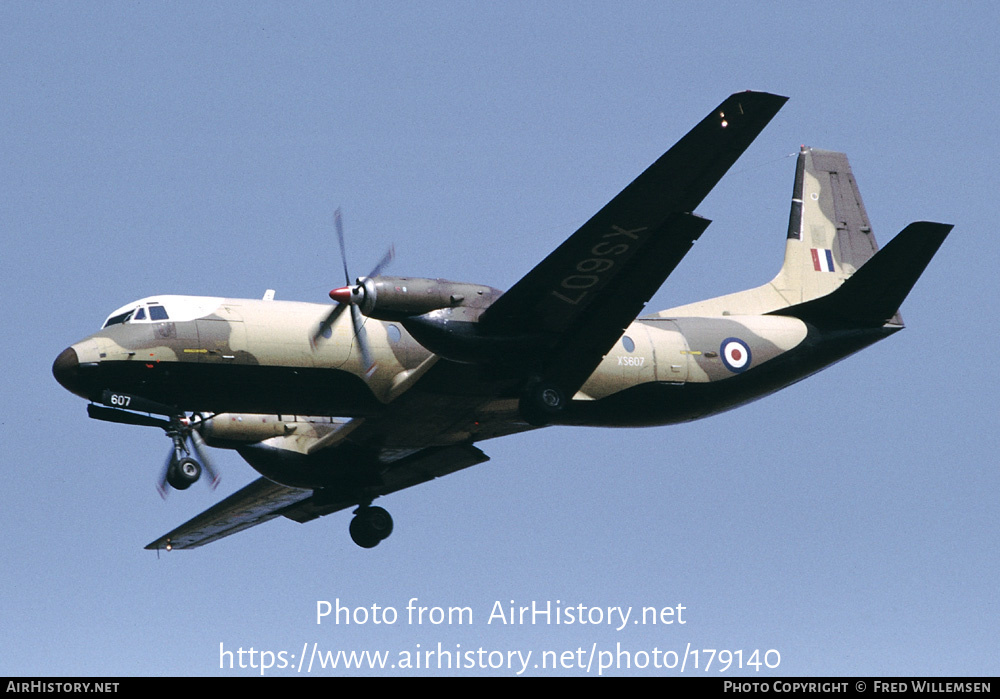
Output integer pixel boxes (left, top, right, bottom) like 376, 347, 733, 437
311, 302, 348, 347
189, 425, 220, 489
335, 207, 350, 286
351, 305, 375, 376
157, 449, 173, 499
311, 208, 393, 378
366, 245, 395, 280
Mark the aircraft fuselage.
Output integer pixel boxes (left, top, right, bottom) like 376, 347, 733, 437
53, 292, 895, 431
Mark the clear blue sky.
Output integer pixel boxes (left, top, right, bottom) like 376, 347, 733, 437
3, 2, 997, 677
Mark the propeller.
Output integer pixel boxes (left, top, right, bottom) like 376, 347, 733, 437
311, 207, 394, 378
156, 414, 220, 499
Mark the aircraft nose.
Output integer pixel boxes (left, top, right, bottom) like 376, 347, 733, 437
53, 346, 83, 396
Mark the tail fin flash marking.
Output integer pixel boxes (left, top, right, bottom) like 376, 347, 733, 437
811, 248, 836, 272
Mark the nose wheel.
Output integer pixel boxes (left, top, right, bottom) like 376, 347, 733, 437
157, 415, 219, 497
349, 505, 394, 548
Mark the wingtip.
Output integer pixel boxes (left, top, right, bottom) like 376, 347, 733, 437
733, 89, 789, 102
717, 91, 788, 123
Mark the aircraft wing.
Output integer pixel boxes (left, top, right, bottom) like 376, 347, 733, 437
145, 477, 312, 550
145, 443, 490, 550
480, 90, 786, 393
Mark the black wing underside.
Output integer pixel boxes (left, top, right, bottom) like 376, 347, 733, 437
479, 90, 787, 394
145, 444, 489, 550
144, 477, 312, 550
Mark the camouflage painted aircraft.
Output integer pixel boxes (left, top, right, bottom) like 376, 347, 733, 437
52, 91, 951, 550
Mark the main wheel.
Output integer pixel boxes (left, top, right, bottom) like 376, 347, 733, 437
349, 506, 394, 548
518, 378, 566, 426
166, 457, 201, 490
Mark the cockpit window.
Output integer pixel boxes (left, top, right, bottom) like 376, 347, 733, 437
103, 309, 135, 328
102, 303, 170, 328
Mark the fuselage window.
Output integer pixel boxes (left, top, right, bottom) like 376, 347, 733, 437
622, 335, 635, 353
148, 305, 169, 321
387, 324, 401, 343
133, 307, 146, 321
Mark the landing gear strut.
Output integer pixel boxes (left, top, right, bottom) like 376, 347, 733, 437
349, 505, 394, 548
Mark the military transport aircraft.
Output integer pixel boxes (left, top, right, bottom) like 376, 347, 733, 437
52, 91, 951, 550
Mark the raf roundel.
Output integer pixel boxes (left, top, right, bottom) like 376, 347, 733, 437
720, 337, 752, 373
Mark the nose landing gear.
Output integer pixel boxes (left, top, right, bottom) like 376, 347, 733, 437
166, 456, 201, 491
157, 415, 218, 498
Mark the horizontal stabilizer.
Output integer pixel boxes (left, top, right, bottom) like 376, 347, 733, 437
772, 221, 952, 326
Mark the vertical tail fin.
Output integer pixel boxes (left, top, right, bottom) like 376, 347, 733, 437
771, 147, 880, 305
657, 146, 949, 323
659, 146, 884, 318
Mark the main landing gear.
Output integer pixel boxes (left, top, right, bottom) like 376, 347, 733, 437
518, 377, 567, 427
349, 505, 394, 548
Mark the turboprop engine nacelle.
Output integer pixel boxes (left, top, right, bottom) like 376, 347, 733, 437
401, 306, 550, 365
332, 276, 503, 321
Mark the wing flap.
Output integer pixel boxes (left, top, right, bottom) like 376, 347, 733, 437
282, 444, 490, 523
